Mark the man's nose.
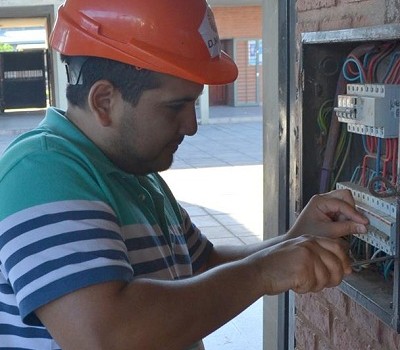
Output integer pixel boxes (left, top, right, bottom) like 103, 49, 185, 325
180, 105, 198, 136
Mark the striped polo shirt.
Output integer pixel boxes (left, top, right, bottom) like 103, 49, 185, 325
0, 107, 212, 349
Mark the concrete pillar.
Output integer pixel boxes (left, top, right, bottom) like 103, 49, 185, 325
198, 85, 210, 124
262, 0, 296, 349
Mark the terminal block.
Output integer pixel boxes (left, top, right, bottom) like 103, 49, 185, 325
334, 84, 400, 138
336, 182, 397, 255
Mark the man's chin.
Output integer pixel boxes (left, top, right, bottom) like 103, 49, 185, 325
158, 156, 174, 173
126, 154, 174, 175
144, 154, 174, 174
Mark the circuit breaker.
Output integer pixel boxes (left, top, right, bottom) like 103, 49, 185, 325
335, 84, 400, 138
299, 26, 400, 331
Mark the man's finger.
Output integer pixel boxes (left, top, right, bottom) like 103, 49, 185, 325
316, 197, 369, 224
319, 220, 367, 237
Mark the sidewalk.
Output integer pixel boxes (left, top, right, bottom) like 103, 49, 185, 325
196, 105, 262, 124
0, 107, 264, 350
165, 119, 263, 350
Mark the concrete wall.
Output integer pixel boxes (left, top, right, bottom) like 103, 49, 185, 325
295, 0, 400, 349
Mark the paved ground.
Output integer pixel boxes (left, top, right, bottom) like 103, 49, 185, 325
0, 107, 264, 350
164, 121, 263, 349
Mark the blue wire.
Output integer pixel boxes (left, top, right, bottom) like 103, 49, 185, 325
376, 137, 382, 177
362, 135, 370, 154
350, 166, 361, 183
343, 58, 365, 83
363, 52, 372, 68
384, 260, 394, 280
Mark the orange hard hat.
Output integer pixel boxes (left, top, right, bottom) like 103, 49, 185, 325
49, 0, 238, 85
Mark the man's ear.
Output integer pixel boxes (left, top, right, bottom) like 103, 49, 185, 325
87, 80, 118, 127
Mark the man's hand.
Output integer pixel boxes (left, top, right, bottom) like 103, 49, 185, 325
287, 189, 368, 239
253, 235, 351, 295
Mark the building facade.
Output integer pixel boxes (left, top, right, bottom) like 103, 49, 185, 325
0, 1, 262, 110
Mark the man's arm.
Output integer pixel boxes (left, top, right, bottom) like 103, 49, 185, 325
35, 189, 366, 349
36, 234, 350, 350
204, 189, 368, 269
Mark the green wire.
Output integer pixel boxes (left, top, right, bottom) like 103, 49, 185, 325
331, 132, 352, 190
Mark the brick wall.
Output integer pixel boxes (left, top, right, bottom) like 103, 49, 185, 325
297, 0, 384, 34
213, 6, 262, 39
296, 290, 400, 349
296, 0, 400, 349
213, 6, 263, 105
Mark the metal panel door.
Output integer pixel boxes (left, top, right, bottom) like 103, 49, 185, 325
0, 50, 47, 112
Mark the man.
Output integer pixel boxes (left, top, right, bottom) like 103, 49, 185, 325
0, 0, 368, 349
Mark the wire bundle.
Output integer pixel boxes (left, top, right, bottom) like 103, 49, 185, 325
324, 42, 400, 190
318, 42, 400, 275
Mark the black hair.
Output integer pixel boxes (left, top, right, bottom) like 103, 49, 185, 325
60, 55, 160, 108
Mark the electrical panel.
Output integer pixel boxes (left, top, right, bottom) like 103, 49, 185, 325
299, 26, 400, 331
334, 83, 400, 260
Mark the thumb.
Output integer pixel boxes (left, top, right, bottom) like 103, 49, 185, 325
321, 221, 367, 238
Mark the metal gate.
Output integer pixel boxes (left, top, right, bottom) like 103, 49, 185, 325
0, 50, 48, 113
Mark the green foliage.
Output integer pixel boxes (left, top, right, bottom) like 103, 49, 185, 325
0, 42, 13, 52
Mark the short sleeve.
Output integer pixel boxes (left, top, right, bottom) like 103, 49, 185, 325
180, 206, 213, 273
0, 150, 134, 325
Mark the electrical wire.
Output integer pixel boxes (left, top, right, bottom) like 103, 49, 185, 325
319, 43, 400, 275
331, 133, 353, 189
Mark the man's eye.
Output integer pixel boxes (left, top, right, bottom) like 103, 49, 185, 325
168, 103, 185, 111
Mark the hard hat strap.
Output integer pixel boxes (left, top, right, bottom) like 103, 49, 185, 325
65, 56, 89, 85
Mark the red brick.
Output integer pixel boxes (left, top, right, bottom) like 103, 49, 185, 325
351, 14, 378, 28
386, 2, 400, 23
319, 15, 353, 31
377, 321, 400, 350
316, 338, 331, 350
320, 288, 348, 316
332, 316, 378, 349
348, 300, 380, 340
296, 293, 331, 338
297, 0, 337, 12
213, 6, 262, 38
296, 18, 320, 34
296, 315, 318, 350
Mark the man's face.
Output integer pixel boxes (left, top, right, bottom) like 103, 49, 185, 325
108, 74, 203, 174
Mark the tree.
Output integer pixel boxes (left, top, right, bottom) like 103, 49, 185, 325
0, 42, 14, 52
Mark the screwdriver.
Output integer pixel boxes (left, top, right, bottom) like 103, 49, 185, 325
351, 255, 396, 267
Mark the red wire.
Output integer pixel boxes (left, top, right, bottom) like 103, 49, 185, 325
393, 139, 398, 185
385, 60, 400, 84
367, 136, 376, 153
361, 154, 376, 186
366, 43, 395, 83
382, 139, 392, 179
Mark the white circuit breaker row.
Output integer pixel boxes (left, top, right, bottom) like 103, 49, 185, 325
334, 84, 400, 138
336, 182, 397, 255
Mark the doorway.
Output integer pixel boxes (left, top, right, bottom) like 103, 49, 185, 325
0, 6, 55, 112
209, 39, 235, 106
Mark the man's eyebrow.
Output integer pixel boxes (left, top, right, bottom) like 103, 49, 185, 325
164, 92, 203, 104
